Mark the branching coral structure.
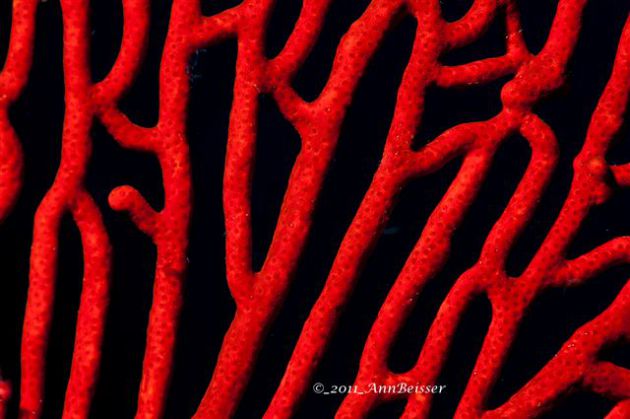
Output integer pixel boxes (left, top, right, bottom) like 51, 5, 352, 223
0, 0, 628, 418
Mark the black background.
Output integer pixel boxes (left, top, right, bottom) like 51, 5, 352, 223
0, 0, 629, 417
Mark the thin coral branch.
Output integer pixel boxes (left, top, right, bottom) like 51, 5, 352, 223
549, 237, 630, 287
485, 282, 630, 418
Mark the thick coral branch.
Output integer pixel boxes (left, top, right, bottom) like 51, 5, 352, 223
63, 191, 111, 418
0, 0, 39, 247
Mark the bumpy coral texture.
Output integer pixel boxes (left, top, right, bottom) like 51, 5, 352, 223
0, 0, 629, 418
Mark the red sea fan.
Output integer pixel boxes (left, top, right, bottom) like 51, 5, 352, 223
0, 0, 629, 417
